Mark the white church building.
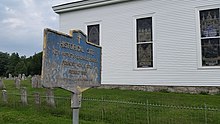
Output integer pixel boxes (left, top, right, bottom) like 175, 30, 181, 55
52, 0, 220, 89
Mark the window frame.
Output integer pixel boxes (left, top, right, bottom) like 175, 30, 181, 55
85, 21, 102, 46
196, 5, 220, 69
133, 13, 156, 70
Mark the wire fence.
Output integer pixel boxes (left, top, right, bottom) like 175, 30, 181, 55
81, 97, 220, 124
1, 92, 220, 124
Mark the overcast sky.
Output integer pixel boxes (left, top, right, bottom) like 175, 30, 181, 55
0, 0, 81, 57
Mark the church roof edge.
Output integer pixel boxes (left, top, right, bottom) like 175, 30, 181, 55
52, 0, 131, 14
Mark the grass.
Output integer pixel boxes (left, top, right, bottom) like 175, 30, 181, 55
0, 79, 220, 123
84, 88, 220, 107
0, 107, 71, 124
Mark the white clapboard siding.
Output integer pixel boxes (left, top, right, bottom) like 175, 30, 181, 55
57, 0, 220, 86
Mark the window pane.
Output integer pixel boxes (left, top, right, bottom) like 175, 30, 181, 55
137, 43, 153, 68
137, 17, 152, 43
200, 8, 219, 38
87, 24, 99, 45
202, 38, 220, 66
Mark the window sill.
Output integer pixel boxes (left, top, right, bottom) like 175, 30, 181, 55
133, 67, 157, 71
197, 66, 220, 70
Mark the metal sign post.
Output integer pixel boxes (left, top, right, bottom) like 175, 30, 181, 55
71, 87, 83, 124
41, 28, 101, 124
72, 92, 81, 124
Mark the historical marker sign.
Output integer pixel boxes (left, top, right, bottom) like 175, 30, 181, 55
42, 28, 101, 92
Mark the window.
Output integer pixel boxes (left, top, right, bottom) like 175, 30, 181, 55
87, 24, 100, 45
136, 17, 153, 68
199, 8, 220, 66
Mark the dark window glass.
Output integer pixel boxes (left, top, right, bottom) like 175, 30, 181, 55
87, 24, 99, 45
137, 43, 153, 68
200, 8, 219, 38
202, 38, 220, 66
137, 17, 152, 43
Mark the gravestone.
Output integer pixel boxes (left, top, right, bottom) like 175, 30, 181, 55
8, 73, 12, 80
20, 87, 28, 105
2, 90, 8, 103
31, 76, 37, 88
46, 88, 55, 108
15, 77, 21, 89
34, 92, 41, 105
18, 74, 22, 80
31, 75, 42, 88
22, 74, 26, 80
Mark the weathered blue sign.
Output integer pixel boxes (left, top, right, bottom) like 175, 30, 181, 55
42, 28, 101, 92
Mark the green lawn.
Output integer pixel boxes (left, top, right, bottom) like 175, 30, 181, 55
0, 79, 220, 124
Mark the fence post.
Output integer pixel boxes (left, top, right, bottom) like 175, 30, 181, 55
146, 99, 150, 124
15, 77, 21, 89
34, 92, 41, 105
20, 87, 28, 105
46, 88, 55, 108
2, 90, 8, 103
0, 79, 6, 90
204, 103, 207, 124
101, 96, 104, 122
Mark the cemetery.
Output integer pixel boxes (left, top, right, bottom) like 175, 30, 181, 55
1, 78, 220, 124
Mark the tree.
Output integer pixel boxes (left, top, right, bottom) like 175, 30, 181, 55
0, 51, 43, 77
0, 52, 9, 77
15, 61, 27, 75
7, 53, 20, 76
32, 52, 42, 75
27, 52, 42, 75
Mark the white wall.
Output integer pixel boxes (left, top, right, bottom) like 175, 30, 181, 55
58, 0, 220, 86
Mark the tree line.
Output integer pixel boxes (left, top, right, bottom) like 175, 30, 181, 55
0, 51, 42, 77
